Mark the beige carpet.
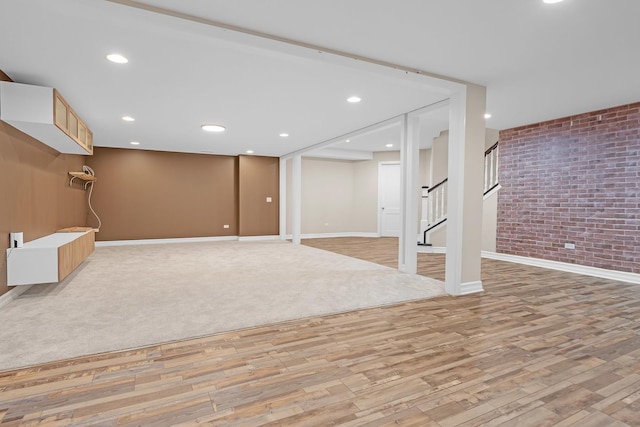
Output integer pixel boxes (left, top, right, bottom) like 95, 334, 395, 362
0, 240, 445, 371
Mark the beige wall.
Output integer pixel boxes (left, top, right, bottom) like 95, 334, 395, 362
302, 158, 355, 234
430, 131, 449, 185
485, 129, 499, 148
297, 150, 430, 236
352, 151, 402, 233
426, 127, 501, 249
0, 121, 87, 296
482, 190, 498, 252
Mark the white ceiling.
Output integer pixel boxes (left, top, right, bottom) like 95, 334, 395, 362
1, 0, 639, 158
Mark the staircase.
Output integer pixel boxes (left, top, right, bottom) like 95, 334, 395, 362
419, 142, 499, 246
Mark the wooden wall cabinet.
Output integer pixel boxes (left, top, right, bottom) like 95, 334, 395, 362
0, 81, 93, 155
53, 90, 93, 154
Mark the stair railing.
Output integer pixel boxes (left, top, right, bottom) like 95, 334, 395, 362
484, 141, 499, 195
419, 141, 499, 246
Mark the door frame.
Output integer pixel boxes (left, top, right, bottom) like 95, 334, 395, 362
378, 161, 401, 237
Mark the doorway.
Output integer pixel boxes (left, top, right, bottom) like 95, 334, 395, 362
378, 162, 401, 237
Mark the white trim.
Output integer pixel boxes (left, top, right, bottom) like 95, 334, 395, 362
482, 251, 640, 285
291, 154, 302, 244
238, 235, 280, 242
286, 232, 380, 240
418, 248, 640, 285
96, 236, 237, 247
445, 88, 467, 295
460, 280, 484, 295
417, 245, 446, 254
279, 157, 287, 239
399, 114, 420, 274
304, 147, 373, 161
0, 284, 33, 309
483, 183, 501, 200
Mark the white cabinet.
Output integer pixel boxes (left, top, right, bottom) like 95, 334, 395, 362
6, 231, 95, 286
0, 82, 93, 155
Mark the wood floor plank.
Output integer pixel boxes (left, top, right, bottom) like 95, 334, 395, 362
1, 237, 639, 426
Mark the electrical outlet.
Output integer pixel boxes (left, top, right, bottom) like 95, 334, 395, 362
266, 197, 272, 203
223, 224, 230, 229
564, 243, 575, 249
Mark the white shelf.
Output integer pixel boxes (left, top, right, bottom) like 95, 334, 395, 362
6, 231, 94, 286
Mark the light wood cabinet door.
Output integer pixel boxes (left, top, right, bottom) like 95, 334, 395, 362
78, 121, 87, 145
52, 88, 93, 155
54, 91, 68, 131
86, 129, 93, 153
68, 110, 79, 139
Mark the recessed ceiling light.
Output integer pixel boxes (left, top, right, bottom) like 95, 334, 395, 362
246, 150, 254, 154
122, 116, 135, 122
279, 133, 289, 137
484, 113, 492, 119
386, 144, 394, 148
347, 96, 361, 103
201, 124, 226, 132
543, 0, 564, 3
346, 139, 350, 143
130, 141, 140, 146
106, 53, 128, 64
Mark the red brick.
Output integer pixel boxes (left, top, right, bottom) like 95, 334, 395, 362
497, 101, 640, 274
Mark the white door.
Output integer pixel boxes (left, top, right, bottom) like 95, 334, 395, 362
379, 162, 401, 237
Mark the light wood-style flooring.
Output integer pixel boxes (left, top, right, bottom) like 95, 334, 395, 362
1, 237, 639, 426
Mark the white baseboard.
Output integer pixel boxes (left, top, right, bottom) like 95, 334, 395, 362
238, 235, 280, 242
96, 236, 238, 247
0, 284, 33, 309
285, 232, 380, 240
96, 233, 377, 247
417, 246, 446, 254
482, 251, 640, 285
459, 280, 484, 295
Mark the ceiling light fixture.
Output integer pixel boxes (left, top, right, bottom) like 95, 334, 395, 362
347, 96, 361, 103
106, 53, 128, 64
201, 124, 226, 132
246, 150, 254, 154
279, 133, 289, 137
484, 113, 492, 119
543, 0, 564, 3
346, 139, 350, 143
122, 116, 135, 122
386, 144, 394, 148
130, 141, 140, 146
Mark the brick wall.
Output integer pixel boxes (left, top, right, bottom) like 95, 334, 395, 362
497, 102, 640, 273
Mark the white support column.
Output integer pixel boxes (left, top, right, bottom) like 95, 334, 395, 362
279, 157, 287, 240
445, 84, 486, 295
398, 114, 420, 274
291, 154, 302, 244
